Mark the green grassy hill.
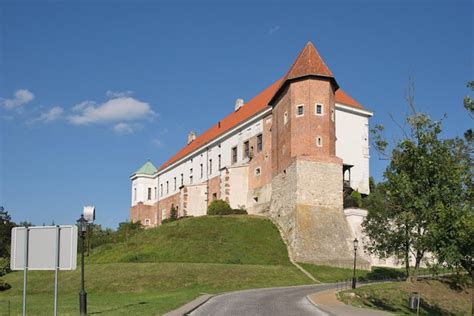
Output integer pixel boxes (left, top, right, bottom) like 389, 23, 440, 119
0, 216, 312, 315
88, 215, 292, 265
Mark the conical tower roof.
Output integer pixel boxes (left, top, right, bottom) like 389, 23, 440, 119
269, 42, 338, 105
284, 41, 334, 81
133, 160, 157, 176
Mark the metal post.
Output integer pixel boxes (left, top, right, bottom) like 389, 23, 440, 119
22, 227, 29, 316
54, 226, 61, 316
79, 227, 87, 315
352, 248, 357, 289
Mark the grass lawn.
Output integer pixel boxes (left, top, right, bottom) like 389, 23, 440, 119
0, 262, 311, 315
297, 263, 370, 283
337, 276, 472, 315
0, 216, 312, 315
88, 216, 292, 266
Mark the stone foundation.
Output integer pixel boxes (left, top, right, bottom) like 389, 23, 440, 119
270, 159, 368, 268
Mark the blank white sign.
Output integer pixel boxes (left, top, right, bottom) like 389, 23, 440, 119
10, 226, 78, 271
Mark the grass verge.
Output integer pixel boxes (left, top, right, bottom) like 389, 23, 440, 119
0, 262, 312, 315
337, 276, 472, 315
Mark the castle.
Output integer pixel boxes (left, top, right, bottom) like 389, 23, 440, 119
130, 42, 378, 267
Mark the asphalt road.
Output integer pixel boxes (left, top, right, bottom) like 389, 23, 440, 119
189, 284, 335, 316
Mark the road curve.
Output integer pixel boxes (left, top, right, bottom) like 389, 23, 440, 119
189, 284, 335, 316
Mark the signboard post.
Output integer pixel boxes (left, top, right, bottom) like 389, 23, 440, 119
11, 225, 78, 316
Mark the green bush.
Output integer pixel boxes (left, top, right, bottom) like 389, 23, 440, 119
207, 199, 232, 215
0, 278, 11, 291
0, 257, 10, 277
366, 267, 406, 280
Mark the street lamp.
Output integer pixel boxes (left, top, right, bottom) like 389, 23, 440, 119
77, 214, 88, 315
352, 238, 359, 289
77, 205, 95, 316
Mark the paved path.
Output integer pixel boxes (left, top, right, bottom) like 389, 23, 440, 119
308, 288, 393, 316
189, 284, 335, 316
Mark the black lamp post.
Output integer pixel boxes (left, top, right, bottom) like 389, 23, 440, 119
352, 238, 359, 289
77, 215, 88, 315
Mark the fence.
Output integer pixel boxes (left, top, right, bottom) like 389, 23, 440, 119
0, 300, 10, 316
335, 273, 451, 291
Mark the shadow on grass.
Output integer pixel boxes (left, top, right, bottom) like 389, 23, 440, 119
89, 301, 148, 314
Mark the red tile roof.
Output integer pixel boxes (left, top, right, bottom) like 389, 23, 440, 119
158, 43, 367, 172
284, 41, 334, 80
335, 89, 364, 109
158, 79, 283, 171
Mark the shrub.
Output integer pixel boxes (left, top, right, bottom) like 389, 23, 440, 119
0, 257, 10, 277
231, 209, 248, 215
0, 279, 11, 291
367, 267, 406, 280
207, 199, 232, 215
170, 205, 178, 221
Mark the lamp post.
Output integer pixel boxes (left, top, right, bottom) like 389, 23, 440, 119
352, 238, 359, 289
77, 214, 88, 315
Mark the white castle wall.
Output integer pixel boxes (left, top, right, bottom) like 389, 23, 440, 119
335, 104, 372, 195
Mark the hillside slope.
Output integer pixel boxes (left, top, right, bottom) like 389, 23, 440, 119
88, 215, 292, 265
0, 216, 310, 315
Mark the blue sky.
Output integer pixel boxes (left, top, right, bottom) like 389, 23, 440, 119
1, 0, 472, 228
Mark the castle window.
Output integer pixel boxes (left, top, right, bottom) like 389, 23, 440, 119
134, 188, 137, 201
144, 219, 150, 226
316, 104, 324, 116
231, 146, 238, 164
244, 141, 250, 158
331, 108, 335, 122
190, 168, 193, 184
284, 111, 288, 125
316, 136, 323, 147
200, 163, 203, 178
218, 154, 221, 169
209, 159, 213, 175
180, 173, 184, 186
255, 167, 261, 176
154, 187, 157, 199
160, 184, 163, 196
174, 177, 177, 191
166, 181, 169, 194
147, 187, 152, 200
296, 104, 304, 117
257, 134, 263, 152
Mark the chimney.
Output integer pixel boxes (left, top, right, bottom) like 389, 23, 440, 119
235, 98, 244, 111
187, 131, 196, 144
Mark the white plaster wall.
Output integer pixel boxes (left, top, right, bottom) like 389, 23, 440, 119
186, 183, 207, 217
131, 175, 158, 206
227, 165, 249, 209
155, 114, 265, 202
335, 106, 371, 194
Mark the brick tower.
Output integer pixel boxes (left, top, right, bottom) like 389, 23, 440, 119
269, 42, 358, 266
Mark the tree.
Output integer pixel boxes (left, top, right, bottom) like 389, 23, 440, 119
170, 205, 178, 221
364, 88, 472, 280
0, 207, 15, 258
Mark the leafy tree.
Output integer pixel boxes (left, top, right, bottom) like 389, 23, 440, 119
364, 106, 472, 279
0, 207, 15, 259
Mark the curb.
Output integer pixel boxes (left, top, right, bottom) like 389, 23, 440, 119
163, 294, 215, 316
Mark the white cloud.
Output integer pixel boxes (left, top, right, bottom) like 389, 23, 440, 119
68, 97, 155, 125
2, 89, 35, 110
113, 122, 136, 134
31, 106, 64, 124
106, 90, 133, 98
268, 25, 280, 35
152, 138, 163, 147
